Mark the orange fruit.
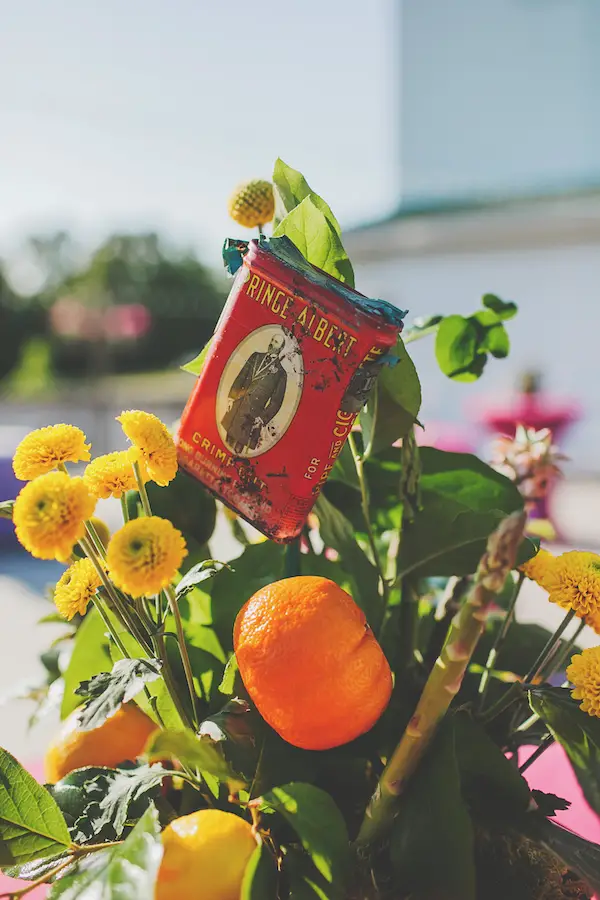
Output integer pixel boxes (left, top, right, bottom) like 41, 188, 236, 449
233, 576, 392, 750
44, 702, 157, 783
156, 809, 257, 900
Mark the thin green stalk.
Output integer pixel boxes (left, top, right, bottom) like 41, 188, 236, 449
519, 734, 555, 774
478, 572, 525, 710
541, 619, 586, 680
154, 630, 193, 730
120, 494, 130, 522
86, 519, 107, 557
348, 433, 388, 607
133, 460, 152, 516
164, 584, 200, 728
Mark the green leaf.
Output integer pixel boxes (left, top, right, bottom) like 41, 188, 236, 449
143, 468, 217, 550
0, 747, 71, 867
285, 846, 331, 900
272, 159, 342, 236
181, 338, 212, 376
390, 722, 475, 900
435, 315, 483, 382
397, 448, 524, 579
61, 608, 116, 720
145, 726, 246, 789
0, 500, 14, 521
175, 560, 230, 600
210, 541, 284, 653
274, 198, 353, 286
198, 699, 260, 785
219, 654, 240, 695
312, 493, 380, 628
75, 659, 162, 731
361, 336, 421, 455
261, 783, 350, 898
453, 710, 531, 817
241, 839, 278, 900
529, 686, 600, 815
3, 850, 73, 883
482, 293, 517, 320
48, 804, 163, 900
480, 321, 510, 359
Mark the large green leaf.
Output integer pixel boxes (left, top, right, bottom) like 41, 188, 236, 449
397, 448, 524, 579
210, 541, 284, 653
75, 659, 162, 731
143, 468, 217, 549
145, 726, 246, 789
361, 336, 421, 456
529, 686, 600, 815
390, 722, 476, 900
312, 493, 381, 628
261, 783, 350, 899
241, 839, 278, 900
48, 804, 163, 900
274, 198, 353, 286
273, 159, 342, 237
0, 748, 71, 867
198, 699, 260, 784
61, 607, 112, 719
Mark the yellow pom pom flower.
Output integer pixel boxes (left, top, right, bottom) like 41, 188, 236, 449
228, 179, 275, 229
519, 547, 556, 590
13, 424, 91, 481
13, 472, 96, 562
117, 410, 178, 487
544, 550, 600, 618
54, 558, 102, 621
566, 646, 600, 717
106, 516, 187, 598
84, 448, 147, 499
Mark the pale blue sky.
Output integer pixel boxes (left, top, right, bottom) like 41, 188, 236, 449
1, 0, 397, 274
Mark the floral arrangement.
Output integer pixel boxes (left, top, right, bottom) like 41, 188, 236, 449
1, 162, 600, 900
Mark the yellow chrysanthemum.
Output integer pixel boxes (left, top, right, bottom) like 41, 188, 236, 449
544, 550, 600, 618
586, 609, 600, 635
519, 547, 556, 589
13, 424, 91, 481
228, 179, 275, 229
54, 559, 102, 621
13, 472, 96, 562
84, 448, 148, 499
106, 516, 187, 598
566, 646, 600, 717
117, 410, 178, 487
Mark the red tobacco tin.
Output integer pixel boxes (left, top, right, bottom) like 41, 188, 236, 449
176, 236, 405, 542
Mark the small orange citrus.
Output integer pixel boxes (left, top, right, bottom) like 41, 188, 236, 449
233, 576, 392, 750
44, 702, 157, 783
156, 809, 257, 900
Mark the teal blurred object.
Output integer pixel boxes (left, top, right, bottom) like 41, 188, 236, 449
0, 455, 19, 548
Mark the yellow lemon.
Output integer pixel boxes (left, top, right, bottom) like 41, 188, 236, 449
156, 809, 258, 900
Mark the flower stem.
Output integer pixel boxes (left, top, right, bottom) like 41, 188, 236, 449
348, 433, 388, 615
164, 584, 200, 728
478, 572, 525, 710
120, 494, 130, 523
153, 630, 193, 730
354, 511, 526, 852
541, 618, 586, 680
133, 461, 152, 517
519, 733, 555, 774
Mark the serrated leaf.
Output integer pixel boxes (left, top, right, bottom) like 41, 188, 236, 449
261, 783, 350, 898
48, 804, 163, 900
274, 198, 353, 286
272, 159, 342, 237
145, 726, 246, 789
0, 500, 14, 521
181, 339, 212, 376
312, 493, 381, 629
3, 849, 74, 882
175, 560, 230, 600
482, 293, 517, 320
529, 686, 600, 815
390, 722, 475, 900
0, 747, 70, 867
61, 607, 112, 719
198, 699, 259, 784
75, 659, 162, 731
241, 839, 278, 900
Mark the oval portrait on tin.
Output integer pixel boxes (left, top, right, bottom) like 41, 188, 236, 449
216, 324, 304, 458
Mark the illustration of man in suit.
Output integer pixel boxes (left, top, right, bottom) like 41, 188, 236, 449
221, 334, 288, 455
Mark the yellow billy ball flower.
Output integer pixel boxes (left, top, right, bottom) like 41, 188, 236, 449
13, 472, 96, 562
117, 410, 178, 487
54, 558, 102, 621
106, 516, 187, 598
544, 550, 600, 618
228, 179, 275, 229
566, 646, 600, 717
84, 448, 147, 499
13, 424, 91, 481
519, 547, 556, 590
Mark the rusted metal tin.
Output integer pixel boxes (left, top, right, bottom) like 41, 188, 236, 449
176, 236, 405, 542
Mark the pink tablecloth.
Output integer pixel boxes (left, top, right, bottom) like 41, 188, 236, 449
1, 746, 599, 898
